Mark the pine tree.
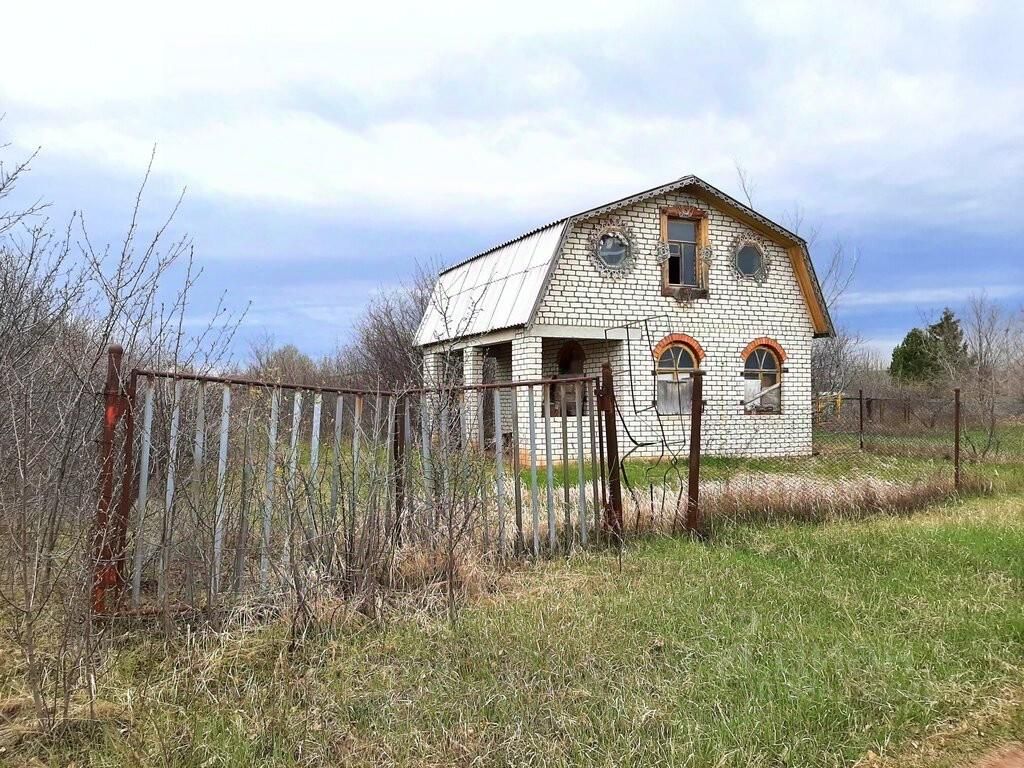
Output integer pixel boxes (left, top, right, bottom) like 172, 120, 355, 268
926, 307, 971, 374
890, 327, 941, 382
890, 308, 972, 383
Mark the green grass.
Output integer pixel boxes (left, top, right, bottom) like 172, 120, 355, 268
8, 493, 1024, 766
524, 451, 954, 491
519, 423, 1024, 493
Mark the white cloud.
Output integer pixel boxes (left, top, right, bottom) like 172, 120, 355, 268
841, 284, 1024, 309
3, 0, 1023, 236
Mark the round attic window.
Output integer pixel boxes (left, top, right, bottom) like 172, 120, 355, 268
736, 244, 763, 276
596, 233, 629, 267
588, 223, 637, 275
731, 236, 771, 282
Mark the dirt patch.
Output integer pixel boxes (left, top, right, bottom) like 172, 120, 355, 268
973, 744, 1024, 768
857, 687, 1024, 767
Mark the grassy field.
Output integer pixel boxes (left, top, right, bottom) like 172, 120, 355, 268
5, 492, 1024, 766
524, 446, 1024, 493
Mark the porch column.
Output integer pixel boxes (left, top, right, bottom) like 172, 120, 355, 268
512, 334, 543, 459
422, 349, 443, 390
462, 345, 484, 446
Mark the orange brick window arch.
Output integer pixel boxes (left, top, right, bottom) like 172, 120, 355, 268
740, 337, 787, 363
653, 333, 705, 364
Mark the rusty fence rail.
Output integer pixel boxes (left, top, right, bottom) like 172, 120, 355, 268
92, 348, 625, 614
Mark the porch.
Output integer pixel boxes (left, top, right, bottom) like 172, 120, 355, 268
422, 328, 627, 460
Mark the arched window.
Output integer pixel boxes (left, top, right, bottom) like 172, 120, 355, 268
656, 343, 698, 414
743, 346, 781, 414
550, 341, 586, 416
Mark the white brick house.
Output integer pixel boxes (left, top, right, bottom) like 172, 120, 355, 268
414, 176, 834, 459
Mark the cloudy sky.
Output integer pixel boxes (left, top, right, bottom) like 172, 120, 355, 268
2, 0, 1022, 359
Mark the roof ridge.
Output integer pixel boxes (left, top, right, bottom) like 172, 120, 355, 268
438, 174, 805, 277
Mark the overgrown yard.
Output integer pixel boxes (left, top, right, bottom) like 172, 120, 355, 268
4, 494, 1024, 766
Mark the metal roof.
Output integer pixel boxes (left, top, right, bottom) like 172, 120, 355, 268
415, 175, 832, 346
413, 221, 567, 346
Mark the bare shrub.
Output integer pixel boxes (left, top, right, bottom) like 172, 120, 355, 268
960, 294, 1024, 459
0, 143, 240, 729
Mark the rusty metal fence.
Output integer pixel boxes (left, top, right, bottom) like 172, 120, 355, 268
93, 343, 1017, 615
91, 348, 627, 614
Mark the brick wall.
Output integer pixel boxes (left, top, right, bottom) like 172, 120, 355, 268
535, 191, 815, 457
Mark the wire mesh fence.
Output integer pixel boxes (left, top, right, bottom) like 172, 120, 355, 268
619, 383, 1023, 535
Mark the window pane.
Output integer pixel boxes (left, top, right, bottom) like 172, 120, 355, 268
668, 219, 696, 242
744, 347, 779, 371
678, 379, 692, 414
657, 377, 680, 414
743, 376, 761, 410
683, 243, 697, 286
598, 234, 627, 266
764, 385, 781, 411
657, 350, 676, 369
737, 245, 762, 276
657, 376, 692, 414
676, 348, 695, 369
668, 255, 681, 285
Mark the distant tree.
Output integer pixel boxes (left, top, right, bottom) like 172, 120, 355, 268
332, 259, 437, 390
926, 307, 972, 376
890, 307, 973, 384
247, 336, 321, 385
890, 327, 941, 383
960, 294, 1023, 457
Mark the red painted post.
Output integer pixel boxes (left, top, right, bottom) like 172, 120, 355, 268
685, 370, 704, 535
93, 344, 125, 614
113, 369, 138, 583
599, 364, 623, 540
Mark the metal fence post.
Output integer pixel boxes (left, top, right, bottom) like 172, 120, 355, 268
599, 363, 623, 539
954, 387, 962, 491
393, 394, 406, 545
510, 386, 525, 554
686, 370, 704, 535
858, 389, 865, 451
93, 344, 126, 614
114, 369, 138, 583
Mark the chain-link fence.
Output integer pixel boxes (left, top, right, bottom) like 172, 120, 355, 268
615, 380, 1023, 535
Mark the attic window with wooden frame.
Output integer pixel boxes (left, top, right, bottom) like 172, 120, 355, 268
743, 346, 782, 414
660, 206, 709, 299
549, 341, 588, 416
